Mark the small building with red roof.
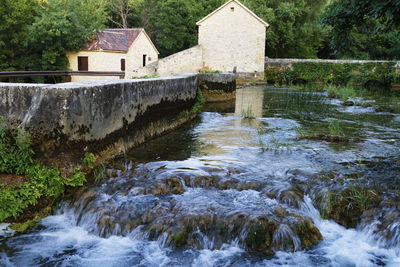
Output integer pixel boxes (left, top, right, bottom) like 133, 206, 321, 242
67, 28, 159, 81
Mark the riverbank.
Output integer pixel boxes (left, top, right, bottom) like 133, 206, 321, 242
0, 74, 204, 232
0, 122, 88, 230
2, 85, 399, 266
265, 61, 400, 90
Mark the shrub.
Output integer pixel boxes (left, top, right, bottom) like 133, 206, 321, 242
0, 119, 88, 222
265, 62, 398, 90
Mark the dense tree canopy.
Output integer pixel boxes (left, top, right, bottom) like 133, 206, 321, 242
0, 0, 399, 74
243, 0, 328, 58
29, 0, 108, 70
0, 0, 39, 71
0, 0, 107, 73
322, 0, 400, 59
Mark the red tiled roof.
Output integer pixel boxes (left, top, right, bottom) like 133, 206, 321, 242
86, 29, 143, 52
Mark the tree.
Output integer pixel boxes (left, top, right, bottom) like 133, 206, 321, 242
243, 0, 329, 58
0, 0, 39, 71
107, 0, 132, 28
28, 0, 108, 71
143, 0, 224, 57
321, 0, 400, 59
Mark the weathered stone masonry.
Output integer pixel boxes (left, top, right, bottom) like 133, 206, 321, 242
0, 74, 198, 166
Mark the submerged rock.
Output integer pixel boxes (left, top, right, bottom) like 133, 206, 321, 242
342, 100, 355, 106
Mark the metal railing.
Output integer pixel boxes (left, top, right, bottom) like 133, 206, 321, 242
0, 71, 126, 80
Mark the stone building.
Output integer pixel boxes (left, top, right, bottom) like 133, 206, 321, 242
135, 0, 269, 79
67, 28, 159, 81
197, 0, 269, 74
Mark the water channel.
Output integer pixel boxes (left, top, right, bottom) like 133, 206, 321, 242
1, 86, 400, 266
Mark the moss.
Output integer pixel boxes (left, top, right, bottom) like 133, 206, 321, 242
9, 205, 52, 233
208, 90, 224, 95
245, 221, 275, 255
322, 187, 381, 228
295, 220, 323, 248
171, 229, 188, 247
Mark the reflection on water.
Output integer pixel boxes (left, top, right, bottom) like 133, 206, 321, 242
1, 86, 400, 267
235, 88, 264, 117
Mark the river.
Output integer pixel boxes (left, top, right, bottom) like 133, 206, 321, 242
1, 86, 399, 266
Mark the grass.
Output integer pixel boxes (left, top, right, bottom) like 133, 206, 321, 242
199, 69, 221, 74
258, 136, 292, 152
93, 164, 106, 185
325, 85, 358, 101
178, 89, 205, 122
131, 74, 159, 79
208, 90, 224, 94
242, 106, 255, 119
270, 90, 332, 120
328, 118, 343, 136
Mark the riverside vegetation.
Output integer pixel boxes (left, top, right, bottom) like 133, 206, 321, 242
0, 118, 92, 229
265, 61, 400, 114
1, 87, 399, 266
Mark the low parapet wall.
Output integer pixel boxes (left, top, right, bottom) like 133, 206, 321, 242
198, 73, 236, 102
132, 45, 203, 78
0, 74, 198, 166
265, 58, 400, 69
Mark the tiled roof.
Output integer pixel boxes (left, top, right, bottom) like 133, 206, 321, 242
86, 29, 143, 52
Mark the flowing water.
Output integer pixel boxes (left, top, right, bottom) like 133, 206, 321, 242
1, 87, 400, 266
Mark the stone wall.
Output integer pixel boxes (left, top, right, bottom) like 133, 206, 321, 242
0, 74, 198, 166
132, 45, 203, 77
126, 31, 159, 77
199, 73, 236, 102
199, 73, 236, 92
265, 58, 400, 69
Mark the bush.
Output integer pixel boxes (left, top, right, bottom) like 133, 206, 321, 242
0, 119, 87, 222
265, 62, 398, 89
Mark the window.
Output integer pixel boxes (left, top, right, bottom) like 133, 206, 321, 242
231, 7, 234, 12
121, 59, 126, 71
78, 56, 88, 71
143, 54, 147, 67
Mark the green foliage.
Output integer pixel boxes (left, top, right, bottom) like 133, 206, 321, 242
207, 90, 224, 95
327, 119, 343, 136
83, 153, 96, 169
0, 0, 107, 78
63, 168, 87, 187
178, 89, 204, 121
321, 0, 400, 60
191, 89, 204, 114
131, 74, 160, 79
28, 0, 107, 71
0, 119, 34, 175
0, 122, 87, 222
142, 0, 224, 57
326, 85, 358, 101
266, 62, 398, 89
242, 106, 255, 119
94, 164, 106, 185
0, 163, 86, 221
243, 0, 328, 58
0, 0, 39, 71
258, 136, 291, 152
199, 70, 222, 74
267, 90, 332, 120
